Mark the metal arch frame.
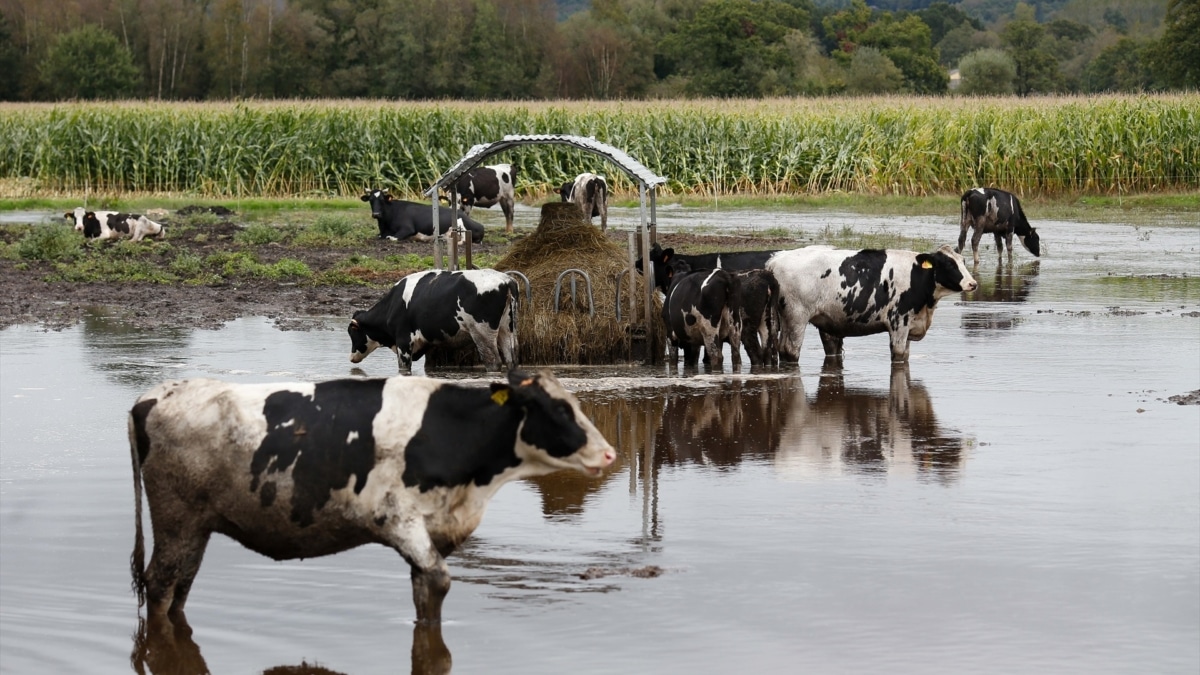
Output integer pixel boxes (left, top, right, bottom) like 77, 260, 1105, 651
422, 134, 666, 363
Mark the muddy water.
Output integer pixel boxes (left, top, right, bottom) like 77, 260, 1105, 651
2, 213, 1198, 674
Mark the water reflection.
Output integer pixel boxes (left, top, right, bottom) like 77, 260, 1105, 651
776, 365, 968, 482
523, 372, 968, 530
80, 308, 192, 387
130, 614, 451, 675
961, 260, 1040, 335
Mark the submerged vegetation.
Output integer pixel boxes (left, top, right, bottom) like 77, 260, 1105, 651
2, 96, 1196, 199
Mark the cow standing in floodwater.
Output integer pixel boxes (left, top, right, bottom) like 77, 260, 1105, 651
958, 187, 1041, 266
768, 245, 977, 363
128, 370, 616, 625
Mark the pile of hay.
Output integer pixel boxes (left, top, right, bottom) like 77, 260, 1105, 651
427, 202, 661, 368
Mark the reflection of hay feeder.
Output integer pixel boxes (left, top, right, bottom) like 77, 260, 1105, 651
422, 135, 669, 366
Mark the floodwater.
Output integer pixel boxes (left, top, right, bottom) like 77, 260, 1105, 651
2, 209, 1198, 674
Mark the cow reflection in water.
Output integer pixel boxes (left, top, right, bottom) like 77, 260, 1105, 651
961, 260, 1040, 334
654, 382, 793, 466
130, 614, 451, 675
776, 365, 968, 481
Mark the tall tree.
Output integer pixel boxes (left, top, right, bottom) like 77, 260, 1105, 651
1148, 0, 1200, 89
1001, 6, 1061, 94
39, 24, 142, 99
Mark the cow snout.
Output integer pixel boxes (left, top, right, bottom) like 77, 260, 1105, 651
964, 279, 978, 292
350, 351, 365, 363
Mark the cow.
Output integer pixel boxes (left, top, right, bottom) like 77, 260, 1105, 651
734, 269, 781, 366
767, 245, 977, 363
558, 173, 608, 231
454, 163, 517, 234
661, 259, 742, 370
66, 207, 118, 233
958, 187, 1041, 266
636, 243, 779, 293
74, 211, 166, 241
349, 269, 519, 373
128, 369, 617, 625
361, 189, 485, 243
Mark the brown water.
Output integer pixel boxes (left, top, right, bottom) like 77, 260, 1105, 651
2, 213, 1198, 674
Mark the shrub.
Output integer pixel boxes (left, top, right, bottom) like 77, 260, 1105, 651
958, 49, 1017, 95
234, 223, 285, 245
17, 224, 82, 261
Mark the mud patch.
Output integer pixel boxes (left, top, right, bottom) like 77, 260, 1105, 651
1166, 390, 1200, 406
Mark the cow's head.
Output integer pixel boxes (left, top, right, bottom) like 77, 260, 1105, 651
1020, 227, 1041, 257
348, 314, 385, 363
558, 182, 574, 202
68, 207, 87, 231
493, 370, 616, 477
360, 189, 392, 219
917, 245, 978, 298
634, 244, 675, 292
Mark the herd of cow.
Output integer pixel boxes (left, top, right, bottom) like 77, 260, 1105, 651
120, 180, 1041, 628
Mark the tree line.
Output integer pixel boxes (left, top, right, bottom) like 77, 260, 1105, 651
0, 0, 1195, 102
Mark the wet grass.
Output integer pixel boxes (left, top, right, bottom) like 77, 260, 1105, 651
1090, 274, 1200, 303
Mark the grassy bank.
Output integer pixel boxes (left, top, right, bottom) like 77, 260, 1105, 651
2, 95, 1197, 199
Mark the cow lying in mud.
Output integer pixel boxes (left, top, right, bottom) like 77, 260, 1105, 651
129, 370, 616, 624
767, 245, 977, 363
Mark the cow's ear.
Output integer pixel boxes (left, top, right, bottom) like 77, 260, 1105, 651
660, 248, 674, 263
488, 383, 512, 406
916, 253, 934, 270
360, 193, 370, 202
383, 193, 392, 202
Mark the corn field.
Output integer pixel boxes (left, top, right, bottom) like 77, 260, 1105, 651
1, 96, 1196, 198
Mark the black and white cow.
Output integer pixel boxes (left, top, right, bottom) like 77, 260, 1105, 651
558, 173, 608, 231
767, 245, 977, 363
454, 163, 517, 234
734, 269, 781, 366
661, 259, 742, 370
349, 269, 519, 372
361, 189, 485, 243
74, 211, 166, 241
958, 187, 1041, 266
637, 243, 779, 293
128, 369, 617, 624
66, 207, 118, 233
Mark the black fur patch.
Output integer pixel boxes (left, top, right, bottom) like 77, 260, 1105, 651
838, 250, 887, 319
402, 386, 523, 491
250, 379, 384, 527
130, 398, 158, 465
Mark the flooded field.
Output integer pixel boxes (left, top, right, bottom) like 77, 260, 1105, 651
1, 209, 1198, 674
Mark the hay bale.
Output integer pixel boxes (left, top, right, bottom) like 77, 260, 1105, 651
427, 202, 661, 368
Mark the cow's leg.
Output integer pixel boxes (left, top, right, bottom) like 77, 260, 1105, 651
501, 197, 514, 234
888, 328, 911, 362
778, 304, 810, 363
970, 227, 985, 266
468, 325, 503, 372
726, 313, 742, 370
144, 519, 212, 619
994, 232, 1006, 261
818, 329, 844, 360
743, 326, 762, 366
1002, 230, 1014, 261
956, 221, 970, 254
383, 522, 452, 624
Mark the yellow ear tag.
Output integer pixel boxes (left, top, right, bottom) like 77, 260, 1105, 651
921, 260, 933, 269
519, 378, 534, 386
491, 389, 509, 405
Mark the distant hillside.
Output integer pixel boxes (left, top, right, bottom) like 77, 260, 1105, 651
561, 1, 1079, 23
556, 0, 589, 20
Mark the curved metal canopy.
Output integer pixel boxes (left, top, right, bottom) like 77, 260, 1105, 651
424, 134, 667, 196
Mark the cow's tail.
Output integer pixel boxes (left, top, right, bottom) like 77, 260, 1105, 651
505, 280, 520, 369
128, 400, 153, 609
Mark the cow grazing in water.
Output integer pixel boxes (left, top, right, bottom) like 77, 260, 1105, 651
636, 243, 779, 293
128, 370, 617, 624
361, 189, 485, 243
958, 187, 1041, 266
734, 269, 781, 366
559, 173, 608, 231
454, 163, 517, 234
767, 245, 977, 363
662, 259, 742, 370
349, 269, 519, 372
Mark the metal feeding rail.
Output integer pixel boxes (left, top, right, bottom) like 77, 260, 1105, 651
424, 134, 668, 363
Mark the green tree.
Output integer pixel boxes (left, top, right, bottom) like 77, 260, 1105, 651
1148, 0, 1200, 89
659, 0, 810, 97
859, 14, 948, 93
916, 1, 983, 45
1001, 10, 1061, 94
845, 46, 904, 94
39, 25, 142, 99
1082, 37, 1152, 92
0, 14, 23, 100
936, 20, 1000, 66
957, 47, 1017, 94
